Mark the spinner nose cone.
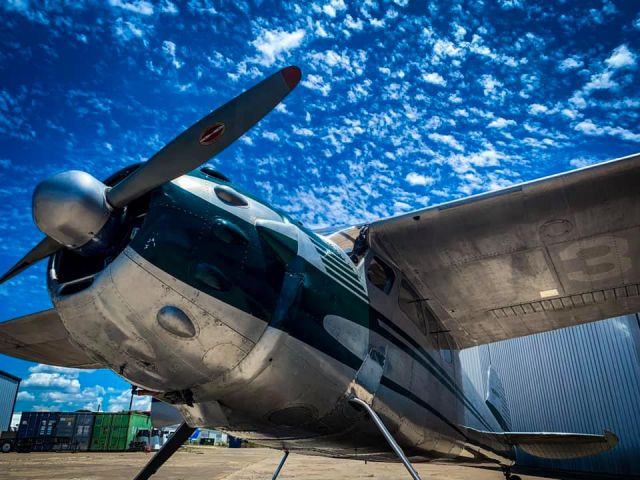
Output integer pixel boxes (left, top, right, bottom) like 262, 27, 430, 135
32, 170, 111, 248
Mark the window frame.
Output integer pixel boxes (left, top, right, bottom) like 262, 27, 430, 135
366, 255, 396, 295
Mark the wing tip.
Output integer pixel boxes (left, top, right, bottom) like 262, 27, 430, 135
281, 66, 302, 90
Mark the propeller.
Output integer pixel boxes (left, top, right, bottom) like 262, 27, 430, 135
0, 66, 301, 285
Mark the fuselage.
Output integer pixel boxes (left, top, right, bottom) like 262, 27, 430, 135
47, 168, 514, 466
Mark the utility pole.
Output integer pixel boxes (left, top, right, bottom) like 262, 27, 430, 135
128, 385, 136, 412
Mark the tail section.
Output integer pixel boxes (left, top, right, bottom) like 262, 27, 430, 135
464, 427, 618, 460
485, 365, 512, 431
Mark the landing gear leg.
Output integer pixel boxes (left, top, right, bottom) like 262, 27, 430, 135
349, 396, 423, 480
501, 466, 521, 480
271, 450, 289, 480
132, 422, 195, 480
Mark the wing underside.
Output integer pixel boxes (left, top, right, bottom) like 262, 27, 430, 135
0, 309, 101, 368
367, 153, 640, 348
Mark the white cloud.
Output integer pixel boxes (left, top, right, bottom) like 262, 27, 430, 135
428, 133, 464, 151
160, 1, 178, 14
570, 157, 598, 168
162, 40, 182, 69
293, 125, 314, 136
17, 391, 35, 401
107, 389, 152, 412
262, 131, 280, 142
23, 373, 81, 391
575, 119, 640, 142
252, 28, 305, 66
302, 74, 331, 96
433, 39, 462, 58
584, 70, 617, 92
344, 14, 364, 31
528, 103, 548, 115
422, 72, 446, 86
488, 117, 515, 128
605, 44, 636, 69
113, 18, 145, 41
559, 56, 583, 71
498, 0, 523, 9
28, 364, 95, 375
405, 172, 435, 186
479, 75, 502, 96
108, 0, 154, 15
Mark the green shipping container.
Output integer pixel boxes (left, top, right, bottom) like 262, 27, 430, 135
90, 413, 151, 451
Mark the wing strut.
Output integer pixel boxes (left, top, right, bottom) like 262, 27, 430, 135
349, 396, 423, 480
271, 450, 289, 480
132, 422, 195, 480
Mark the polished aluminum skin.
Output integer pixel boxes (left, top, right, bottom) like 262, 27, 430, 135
32, 170, 111, 248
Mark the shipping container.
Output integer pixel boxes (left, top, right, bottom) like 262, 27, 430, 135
89, 412, 151, 452
52, 412, 95, 451
72, 412, 95, 451
16, 412, 60, 452
89, 413, 113, 451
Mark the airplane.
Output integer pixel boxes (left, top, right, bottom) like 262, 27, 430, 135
0, 65, 634, 480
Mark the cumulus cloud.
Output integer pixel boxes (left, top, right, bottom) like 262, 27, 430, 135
559, 56, 583, 71
479, 75, 502, 96
575, 119, 640, 142
17, 391, 35, 401
107, 389, 152, 412
108, 0, 154, 15
23, 373, 81, 391
528, 103, 549, 115
605, 44, 636, 69
428, 133, 464, 151
488, 117, 516, 128
252, 28, 305, 66
569, 157, 598, 168
422, 72, 447, 86
302, 74, 331, 96
405, 172, 435, 186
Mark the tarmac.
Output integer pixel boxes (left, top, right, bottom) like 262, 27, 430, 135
0, 446, 575, 479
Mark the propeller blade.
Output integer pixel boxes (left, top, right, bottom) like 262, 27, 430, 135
106, 66, 302, 209
0, 236, 61, 284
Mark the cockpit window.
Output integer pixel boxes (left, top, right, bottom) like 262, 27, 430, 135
367, 256, 395, 294
398, 279, 427, 335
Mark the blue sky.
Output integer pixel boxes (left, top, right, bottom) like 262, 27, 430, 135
0, 0, 638, 415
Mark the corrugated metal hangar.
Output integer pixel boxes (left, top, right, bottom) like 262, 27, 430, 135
0, 370, 20, 434
460, 314, 640, 478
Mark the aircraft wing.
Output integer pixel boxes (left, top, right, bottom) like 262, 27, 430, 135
364, 152, 640, 348
0, 309, 102, 368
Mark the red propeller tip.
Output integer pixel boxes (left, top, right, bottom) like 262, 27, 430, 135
281, 66, 302, 90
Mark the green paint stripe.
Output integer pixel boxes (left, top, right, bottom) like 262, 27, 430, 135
317, 249, 361, 282
375, 317, 493, 430
321, 251, 359, 279
378, 322, 492, 432
379, 376, 468, 439
330, 277, 368, 304
324, 262, 366, 294
325, 270, 368, 303
376, 317, 494, 431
